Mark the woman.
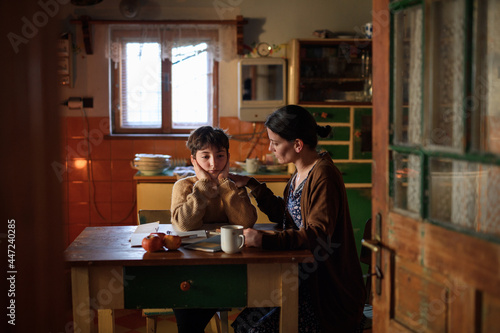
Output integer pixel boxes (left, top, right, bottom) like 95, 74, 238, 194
171, 126, 257, 333
229, 105, 366, 332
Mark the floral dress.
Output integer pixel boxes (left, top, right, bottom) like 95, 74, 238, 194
231, 173, 321, 333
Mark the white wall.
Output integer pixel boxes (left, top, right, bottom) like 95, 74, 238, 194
58, 0, 372, 118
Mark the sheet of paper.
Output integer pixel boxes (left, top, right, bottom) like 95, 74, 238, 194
176, 230, 206, 238
134, 221, 160, 233
130, 223, 209, 247
130, 222, 160, 247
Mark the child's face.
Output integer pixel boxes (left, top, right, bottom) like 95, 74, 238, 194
194, 144, 228, 180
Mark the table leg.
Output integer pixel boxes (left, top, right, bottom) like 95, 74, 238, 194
280, 263, 299, 333
71, 266, 95, 333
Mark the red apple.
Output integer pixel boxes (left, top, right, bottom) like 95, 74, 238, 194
142, 234, 164, 252
151, 232, 166, 240
164, 235, 182, 250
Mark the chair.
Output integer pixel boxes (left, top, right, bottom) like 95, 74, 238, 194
138, 209, 172, 225
360, 218, 373, 330
137, 209, 229, 333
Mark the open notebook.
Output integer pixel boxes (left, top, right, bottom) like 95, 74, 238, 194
183, 235, 222, 253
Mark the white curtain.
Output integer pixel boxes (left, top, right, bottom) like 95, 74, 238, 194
106, 23, 237, 66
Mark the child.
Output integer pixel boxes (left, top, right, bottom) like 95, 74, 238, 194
171, 126, 258, 333
171, 125, 257, 232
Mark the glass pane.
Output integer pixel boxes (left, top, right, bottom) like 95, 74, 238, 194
393, 6, 423, 146
427, 0, 466, 150
475, 0, 500, 153
172, 43, 212, 129
298, 42, 371, 103
393, 152, 422, 215
429, 158, 500, 237
123, 43, 162, 128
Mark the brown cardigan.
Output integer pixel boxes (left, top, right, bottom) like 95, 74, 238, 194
247, 152, 366, 332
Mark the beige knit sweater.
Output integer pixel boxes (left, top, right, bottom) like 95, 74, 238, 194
171, 176, 257, 231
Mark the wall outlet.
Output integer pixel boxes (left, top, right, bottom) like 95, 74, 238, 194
82, 98, 93, 108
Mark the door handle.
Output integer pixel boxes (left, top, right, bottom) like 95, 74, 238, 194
361, 238, 380, 252
361, 213, 384, 296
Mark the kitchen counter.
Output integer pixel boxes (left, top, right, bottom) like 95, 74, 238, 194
134, 168, 291, 224
133, 168, 292, 183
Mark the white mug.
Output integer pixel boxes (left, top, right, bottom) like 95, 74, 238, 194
364, 22, 373, 39
221, 225, 245, 254
246, 158, 259, 174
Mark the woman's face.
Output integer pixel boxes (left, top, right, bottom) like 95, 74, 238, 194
194, 144, 228, 180
267, 128, 296, 164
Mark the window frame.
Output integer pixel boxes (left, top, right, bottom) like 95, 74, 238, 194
388, 0, 500, 241
110, 28, 219, 136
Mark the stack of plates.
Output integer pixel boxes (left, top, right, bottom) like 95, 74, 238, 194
132, 154, 171, 175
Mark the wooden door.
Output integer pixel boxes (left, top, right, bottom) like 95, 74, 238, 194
371, 0, 500, 331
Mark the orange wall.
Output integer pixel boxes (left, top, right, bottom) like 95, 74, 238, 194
61, 116, 270, 247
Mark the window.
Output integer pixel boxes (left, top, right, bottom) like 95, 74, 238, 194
389, 0, 500, 238
108, 24, 235, 135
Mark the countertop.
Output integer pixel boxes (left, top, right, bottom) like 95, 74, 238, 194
134, 168, 292, 183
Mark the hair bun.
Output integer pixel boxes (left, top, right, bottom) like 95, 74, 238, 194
316, 124, 332, 138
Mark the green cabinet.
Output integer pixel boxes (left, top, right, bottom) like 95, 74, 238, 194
346, 188, 371, 275
288, 39, 373, 274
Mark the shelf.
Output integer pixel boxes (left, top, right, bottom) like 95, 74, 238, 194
300, 101, 372, 106
300, 78, 367, 83
289, 38, 372, 106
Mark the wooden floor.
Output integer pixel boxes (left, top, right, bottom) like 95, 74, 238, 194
66, 308, 373, 332
69, 308, 241, 333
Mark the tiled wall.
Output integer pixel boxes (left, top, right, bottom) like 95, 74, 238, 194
61, 116, 270, 247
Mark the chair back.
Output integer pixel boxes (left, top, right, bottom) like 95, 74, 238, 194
138, 210, 171, 225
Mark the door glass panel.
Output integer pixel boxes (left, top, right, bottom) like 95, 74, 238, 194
393, 6, 423, 146
429, 158, 500, 237
427, 0, 466, 150
393, 152, 421, 215
475, 0, 500, 153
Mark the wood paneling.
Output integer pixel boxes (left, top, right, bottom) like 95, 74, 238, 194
482, 293, 500, 332
394, 262, 448, 332
424, 223, 500, 299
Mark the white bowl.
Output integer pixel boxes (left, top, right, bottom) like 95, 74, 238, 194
135, 153, 171, 161
133, 164, 167, 171
134, 159, 170, 167
138, 169, 165, 176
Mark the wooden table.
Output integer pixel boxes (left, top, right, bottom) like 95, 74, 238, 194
65, 225, 313, 333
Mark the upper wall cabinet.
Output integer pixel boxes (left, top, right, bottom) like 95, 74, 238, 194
288, 38, 372, 105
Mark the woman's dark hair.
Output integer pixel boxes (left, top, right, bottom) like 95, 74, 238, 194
186, 126, 229, 156
265, 105, 331, 149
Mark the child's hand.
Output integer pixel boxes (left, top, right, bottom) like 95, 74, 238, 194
218, 153, 230, 181
191, 156, 211, 181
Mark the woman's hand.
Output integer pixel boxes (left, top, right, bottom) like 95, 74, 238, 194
243, 228, 263, 248
191, 156, 211, 181
228, 173, 250, 188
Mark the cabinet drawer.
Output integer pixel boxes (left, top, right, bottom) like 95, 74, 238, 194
124, 265, 247, 308
305, 107, 351, 123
